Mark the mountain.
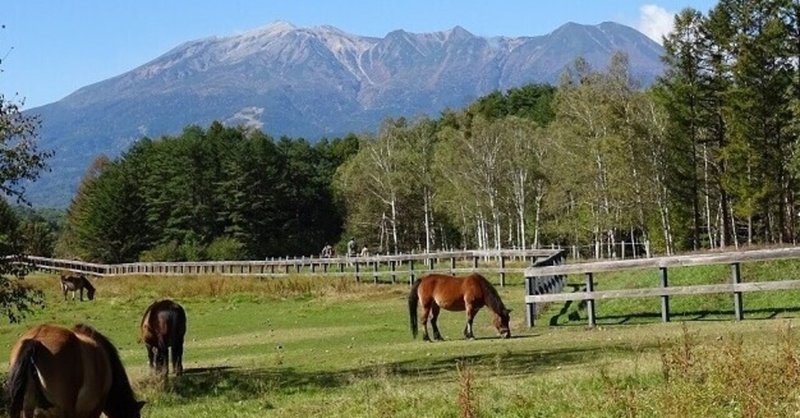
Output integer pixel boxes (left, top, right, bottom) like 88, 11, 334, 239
24, 21, 665, 208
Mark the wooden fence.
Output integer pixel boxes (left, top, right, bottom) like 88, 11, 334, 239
24, 249, 561, 286
524, 246, 800, 327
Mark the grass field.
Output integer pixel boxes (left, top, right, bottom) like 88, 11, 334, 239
2, 268, 800, 417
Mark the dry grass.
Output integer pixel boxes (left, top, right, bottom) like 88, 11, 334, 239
595, 322, 800, 417
457, 360, 478, 418
27, 273, 400, 302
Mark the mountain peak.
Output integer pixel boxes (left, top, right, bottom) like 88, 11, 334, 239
247, 20, 297, 37
447, 25, 474, 40
27, 21, 665, 207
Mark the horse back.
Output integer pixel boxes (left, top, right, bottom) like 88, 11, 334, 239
142, 300, 187, 346
60, 274, 89, 290
9, 324, 108, 417
417, 273, 480, 310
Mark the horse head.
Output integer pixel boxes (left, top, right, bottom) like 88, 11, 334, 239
493, 308, 512, 339
108, 400, 146, 418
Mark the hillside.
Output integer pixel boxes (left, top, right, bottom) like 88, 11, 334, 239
24, 21, 665, 207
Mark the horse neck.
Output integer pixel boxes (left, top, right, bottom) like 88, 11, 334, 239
74, 326, 138, 415
477, 276, 505, 315
83, 279, 95, 291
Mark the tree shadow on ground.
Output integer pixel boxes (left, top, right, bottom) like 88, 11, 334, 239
158, 341, 655, 401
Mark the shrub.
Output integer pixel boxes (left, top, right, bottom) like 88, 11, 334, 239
206, 236, 246, 261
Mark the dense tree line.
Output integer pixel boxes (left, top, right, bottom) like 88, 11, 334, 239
338, 0, 800, 256
57, 122, 358, 262
58, 0, 800, 261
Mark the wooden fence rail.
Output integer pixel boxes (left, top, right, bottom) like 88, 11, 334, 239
524, 246, 800, 327
23, 249, 561, 287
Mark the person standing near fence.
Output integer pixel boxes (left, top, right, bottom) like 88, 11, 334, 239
347, 238, 356, 257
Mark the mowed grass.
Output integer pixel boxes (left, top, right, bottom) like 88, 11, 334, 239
2, 266, 800, 417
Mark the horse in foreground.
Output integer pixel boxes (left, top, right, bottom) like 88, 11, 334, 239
140, 299, 187, 375
408, 272, 511, 341
60, 273, 96, 301
6, 323, 145, 418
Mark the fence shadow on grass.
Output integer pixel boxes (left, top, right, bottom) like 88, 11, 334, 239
156, 341, 658, 401
549, 305, 800, 327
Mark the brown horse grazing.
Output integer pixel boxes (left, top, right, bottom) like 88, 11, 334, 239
6, 323, 145, 418
60, 273, 96, 301
140, 299, 187, 375
408, 272, 512, 341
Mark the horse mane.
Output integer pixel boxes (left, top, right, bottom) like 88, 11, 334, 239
72, 324, 139, 414
473, 273, 507, 315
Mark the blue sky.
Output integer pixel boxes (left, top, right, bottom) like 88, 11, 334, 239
1, 1, 717, 109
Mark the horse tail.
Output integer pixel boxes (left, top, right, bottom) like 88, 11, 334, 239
171, 303, 187, 345
408, 278, 422, 339
7, 339, 51, 417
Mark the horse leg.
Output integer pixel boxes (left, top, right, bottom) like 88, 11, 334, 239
421, 304, 432, 342
464, 305, 476, 340
79, 287, 84, 301
431, 305, 444, 341
158, 344, 169, 373
146, 344, 156, 370
172, 339, 184, 375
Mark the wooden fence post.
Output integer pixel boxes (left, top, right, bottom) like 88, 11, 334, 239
525, 276, 536, 327
373, 260, 379, 284
409, 259, 415, 285
355, 262, 361, 283
499, 256, 506, 287
586, 272, 596, 327
732, 262, 743, 321
659, 267, 670, 322
390, 260, 396, 284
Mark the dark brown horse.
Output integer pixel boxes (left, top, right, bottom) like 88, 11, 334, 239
140, 299, 187, 375
6, 323, 145, 418
60, 273, 96, 301
408, 272, 512, 341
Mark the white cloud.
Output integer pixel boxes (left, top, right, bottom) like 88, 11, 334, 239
637, 4, 675, 45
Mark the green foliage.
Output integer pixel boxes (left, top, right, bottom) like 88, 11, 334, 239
656, 0, 800, 249
0, 47, 52, 322
469, 84, 556, 125
0, 200, 44, 322
139, 241, 183, 262
206, 236, 246, 261
62, 123, 350, 262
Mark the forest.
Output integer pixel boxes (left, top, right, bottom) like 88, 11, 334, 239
5, 0, 800, 263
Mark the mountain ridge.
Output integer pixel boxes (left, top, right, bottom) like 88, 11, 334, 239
24, 21, 666, 207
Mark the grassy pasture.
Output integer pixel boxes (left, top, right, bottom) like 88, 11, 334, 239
2, 264, 800, 417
